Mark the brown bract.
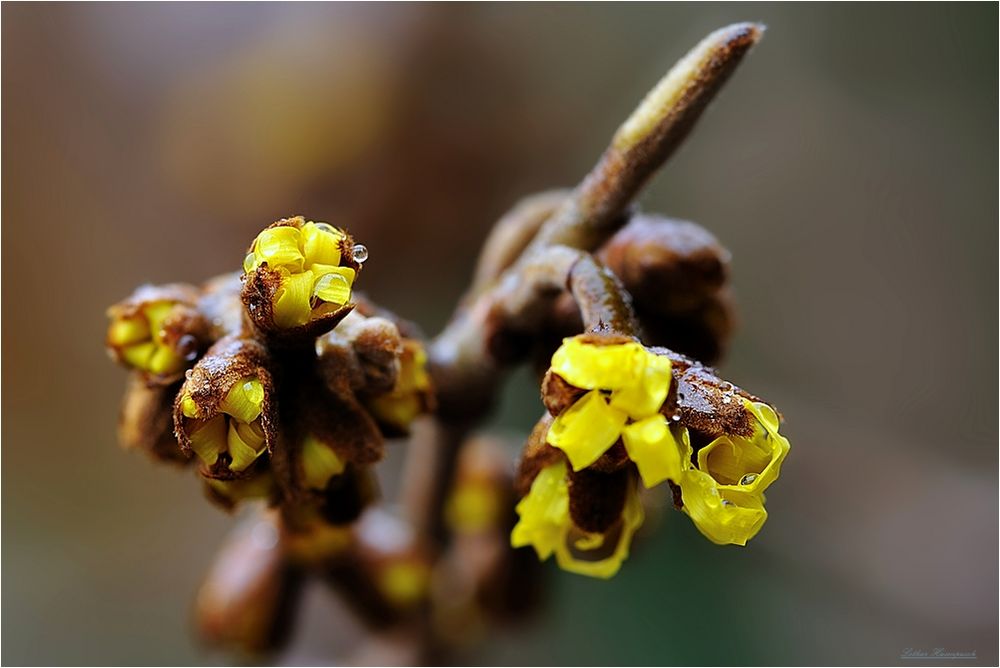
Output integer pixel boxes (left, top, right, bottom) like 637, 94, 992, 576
118, 375, 191, 465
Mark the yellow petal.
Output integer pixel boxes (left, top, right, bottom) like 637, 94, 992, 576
301, 434, 345, 489
143, 301, 175, 338
550, 337, 647, 390
121, 342, 156, 369
300, 222, 343, 267
312, 268, 354, 306
511, 461, 570, 560
219, 378, 264, 424
107, 316, 149, 346
147, 346, 183, 375
679, 468, 767, 546
609, 353, 672, 419
554, 478, 644, 579
188, 416, 226, 466
227, 421, 265, 472
180, 394, 199, 418
273, 270, 315, 328
254, 227, 304, 271
621, 415, 683, 488
547, 390, 627, 471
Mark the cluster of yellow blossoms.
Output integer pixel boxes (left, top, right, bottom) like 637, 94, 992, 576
243, 220, 357, 328
512, 335, 790, 578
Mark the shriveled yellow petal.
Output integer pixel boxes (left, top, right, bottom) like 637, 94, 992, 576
679, 468, 767, 546
609, 353, 671, 419
550, 337, 647, 390
511, 461, 570, 560
301, 434, 345, 489
273, 269, 315, 328
554, 478, 644, 579
621, 415, 683, 488
108, 316, 149, 346
219, 378, 264, 424
300, 222, 343, 267
312, 268, 354, 306
227, 421, 266, 472
254, 227, 304, 271
188, 416, 226, 466
547, 390, 627, 471
121, 342, 156, 369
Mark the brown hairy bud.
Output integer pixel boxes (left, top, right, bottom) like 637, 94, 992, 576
174, 336, 277, 479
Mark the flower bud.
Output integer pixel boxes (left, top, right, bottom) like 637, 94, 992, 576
174, 337, 276, 482
241, 217, 363, 341
365, 338, 434, 435
106, 283, 210, 383
195, 510, 302, 657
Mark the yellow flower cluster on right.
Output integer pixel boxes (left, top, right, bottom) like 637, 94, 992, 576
512, 335, 791, 576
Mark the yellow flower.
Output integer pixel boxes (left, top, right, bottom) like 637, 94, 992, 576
678, 398, 790, 545
243, 220, 357, 328
367, 339, 432, 432
181, 377, 268, 472
300, 433, 346, 490
546, 336, 678, 487
106, 300, 188, 376
510, 461, 644, 579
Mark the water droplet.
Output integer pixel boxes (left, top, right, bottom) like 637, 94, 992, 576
185, 369, 193, 380
352, 244, 368, 264
243, 252, 256, 274
671, 413, 681, 422
721, 499, 735, 507
314, 222, 338, 235
722, 395, 732, 404
178, 335, 199, 360
739, 473, 758, 486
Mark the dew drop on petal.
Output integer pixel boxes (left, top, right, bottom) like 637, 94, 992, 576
721, 499, 735, 507
671, 413, 681, 422
352, 244, 368, 264
739, 473, 758, 486
314, 222, 338, 235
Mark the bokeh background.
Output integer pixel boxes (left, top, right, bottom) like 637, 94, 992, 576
3, 3, 997, 665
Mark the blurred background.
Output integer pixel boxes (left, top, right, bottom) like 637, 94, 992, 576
3, 3, 997, 665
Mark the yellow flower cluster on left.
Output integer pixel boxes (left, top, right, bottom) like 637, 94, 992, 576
106, 300, 186, 375
511, 460, 643, 579
243, 221, 356, 328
